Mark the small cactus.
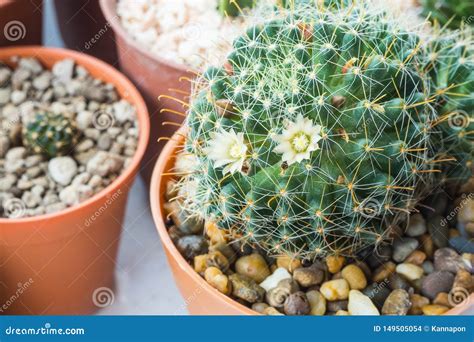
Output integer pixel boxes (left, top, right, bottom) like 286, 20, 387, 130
421, 0, 474, 29
22, 111, 78, 158
178, 5, 439, 259
424, 27, 474, 184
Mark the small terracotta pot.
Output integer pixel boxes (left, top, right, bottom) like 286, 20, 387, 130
151, 130, 474, 315
54, 0, 118, 65
99, 0, 194, 186
0, 47, 150, 315
0, 0, 43, 47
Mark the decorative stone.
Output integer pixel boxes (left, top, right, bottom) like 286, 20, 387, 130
176, 235, 208, 260
372, 261, 396, 282
434, 248, 466, 274
348, 290, 380, 316
453, 269, 474, 293
363, 282, 391, 310
284, 291, 311, 315
406, 214, 427, 237
421, 271, 455, 300
276, 256, 301, 272
449, 236, 474, 254
326, 255, 345, 274
251, 302, 269, 314
393, 238, 419, 262
320, 279, 350, 301
341, 264, 367, 290
204, 267, 231, 295
206, 251, 230, 272
235, 253, 270, 283
266, 279, 299, 308
388, 273, 411, 291
433, 292, 452, 307
327, 300, 348, 312
405, 250, 427, 265
293, 265, 325, 287
420, 234, 435, 258
259, 267, 292, 292
408, 294, 430, 315
422, 304, 449, 315
382, 289, 411, 315
396, 263, 424, 281
306, 290, 326, 315
48, 157, 77, 186
229, 274, 265, 303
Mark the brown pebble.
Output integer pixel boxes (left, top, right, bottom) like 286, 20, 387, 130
422, 304, 449, 315
206, 251, 230, 272
276, 256, 301, 272
263, 307, 284, 315
235, 253, 271, 283
284, 291, 311, 315
326, 255, 346, 274
405, 250, 427, 266
420, 234, 434, 258
204, 267, 231, 295
205, 221, 227, 244
452, 269, 474, 293
372, 261, 396, 282
409, 294, 430, 315
433, 292, 452, 308
382, 289, 411, 315
341, 264, 367, 290
194, 254, 208, 274
293, 265, 324, 287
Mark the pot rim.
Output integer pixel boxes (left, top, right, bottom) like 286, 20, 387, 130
99, 0, 192, 74
0, 46, 150, 224
150, 127, 257, 315
151, 130, 474, 316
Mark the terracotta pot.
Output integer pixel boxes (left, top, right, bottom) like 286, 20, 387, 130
0, 46, 150, 315
99, 0, 194, 186
151, 131, 474, 315
0, 0, 43, 47
54, 0, 118, 65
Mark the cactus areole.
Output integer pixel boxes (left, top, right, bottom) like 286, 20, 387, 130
179, 7, 438, 259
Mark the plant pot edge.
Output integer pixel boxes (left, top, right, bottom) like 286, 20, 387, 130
150, 129, 474, 316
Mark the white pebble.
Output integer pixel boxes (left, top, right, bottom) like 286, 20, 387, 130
395, 263, 424, 281
259, 267, 291, 292
48, 157, 78, 186
348, 290, 380, 316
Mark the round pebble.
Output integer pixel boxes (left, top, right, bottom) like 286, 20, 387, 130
421, 271, 455, 300
341, 264, 367, 290
235, 254, 270, 283
320, 279, 350, 301
396, 263, 424, 281
382, 289, 411, 315
348, 290, 380, 316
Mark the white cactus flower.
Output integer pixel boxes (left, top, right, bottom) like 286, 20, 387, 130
273, 114, 322, 165
205, 128, 247, 175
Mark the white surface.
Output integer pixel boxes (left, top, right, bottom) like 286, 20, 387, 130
43, 0, 185, 315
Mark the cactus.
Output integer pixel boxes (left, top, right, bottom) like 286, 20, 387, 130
424, 27, 474, 184
178, 6, 438, 259
22, 111, 78, 158
218, 0, 256, 17
421, 0, 474, 29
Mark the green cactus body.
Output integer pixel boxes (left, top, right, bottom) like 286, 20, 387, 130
421, 0, 474, 29
23, 111, 78, 158
218, 0, 256, 17
425, 28, 473, 184
180, 7, 437, 259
